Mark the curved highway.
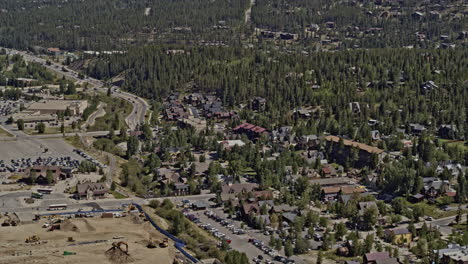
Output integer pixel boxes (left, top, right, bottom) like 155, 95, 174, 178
2, 48, 149, 131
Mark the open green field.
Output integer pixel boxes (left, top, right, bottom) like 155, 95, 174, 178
439, 139, 468, 151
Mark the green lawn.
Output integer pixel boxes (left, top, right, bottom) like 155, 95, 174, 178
23, 126, 75, 135
240, 167, 257, 176
439, 139, 468, 151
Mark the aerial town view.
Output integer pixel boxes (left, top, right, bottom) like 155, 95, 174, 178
0, 0, 466, 264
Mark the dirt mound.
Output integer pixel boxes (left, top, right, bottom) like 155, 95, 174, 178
61, 219, 96, 233
129, 214, 143, 225
105, 247, 133, 264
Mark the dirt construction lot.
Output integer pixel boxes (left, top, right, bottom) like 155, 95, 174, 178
0, 215, 175, 264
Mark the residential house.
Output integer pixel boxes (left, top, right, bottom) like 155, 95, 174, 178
233, 123, 269, 140
271, 126, 295, 143
371, 130, 381, 140
438, 125, 458, 139
436, 244, 468, 264
310, 177, 353, 187
242, 202, 260, 216
76, 182, 108, 200
376, 258, 400, 264
164, 102, 189, 121
47, 47, 63, 56
252, 97, 267, 111
349, 102, 361, 113
217, 140, 246, 150
364, 252, 391, 264
221, 183, 258, 202
358, 201, 379, 215
385, 228, 412, 245
321, 185, 365, 201
324, 135, 385, 168
409, 123, 427, 135
321, 165, 337, 177
201, 258, 223, 264
297, 135, 320, 149
282, 212, 298, 224
410, 193, 425, 203
441, 251, 468, 264
24, 165, 73, 184
424, 179, 450, 199
173, 183, 189, 196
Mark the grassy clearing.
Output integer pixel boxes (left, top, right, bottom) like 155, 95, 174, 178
0, 126, 13, 137
409, 201, 468, 219
23, 126, 75, 135
88, 95, 132, 131
439, 139, 468, 151
240, 167, 257, 176
111, 190, 127, 199
324, 250, 361, 262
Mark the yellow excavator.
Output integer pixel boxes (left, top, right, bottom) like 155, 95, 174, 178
25, 235, 40, 243
159, 238, 168, 248
147, 237, 157, 248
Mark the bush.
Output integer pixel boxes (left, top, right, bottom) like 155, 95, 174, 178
149, 199, 160, 208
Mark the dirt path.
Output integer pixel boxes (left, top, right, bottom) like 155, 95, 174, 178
80, 103, 106, 130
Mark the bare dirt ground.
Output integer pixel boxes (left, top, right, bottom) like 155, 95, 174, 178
0, 214, 175, 264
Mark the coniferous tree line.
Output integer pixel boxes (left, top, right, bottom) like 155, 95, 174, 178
86, 46, 468, 140
251, 0, 467, 48
0, 0, 249, 50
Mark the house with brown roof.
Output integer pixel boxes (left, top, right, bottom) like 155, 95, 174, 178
233, 123, 269, 140
76, 182, 108, 200
321, 185, 365, 201
364, 252, 391, 264
221, 183, 258, 194
24, 165, 72, 184
324, 135, 385, 168
385, 228, 412, 245
242, 202, 260, 216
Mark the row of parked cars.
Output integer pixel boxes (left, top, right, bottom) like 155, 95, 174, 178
182, 210, 233, 245
0, 157, 80, 173
73, 149, 106, 168
0, 100, 20, 117
204, 210, 247, 235
248, 239, 296, 264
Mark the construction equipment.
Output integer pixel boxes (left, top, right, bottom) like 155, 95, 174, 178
146, 237, 157, 248
63, 251, 76, 256
106, 241, 129, 255
48, 224, 61, 231
159, 238, 168, 248
2, 219, 11, 226
25, 235, 40, 243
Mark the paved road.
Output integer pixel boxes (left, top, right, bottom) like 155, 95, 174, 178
2, 48, 149, 131
0, 190, 214, 213
0, 129, 122, 141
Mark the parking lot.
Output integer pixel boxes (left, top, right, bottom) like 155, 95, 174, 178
0, 138, 83, 168
0, 100, 22, 116
180, 202, 304, 264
